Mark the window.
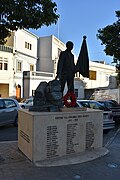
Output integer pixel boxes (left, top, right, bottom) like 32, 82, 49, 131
29, 44, 32, 50
106, 75, 109, 81
74, 89, 78, 97
89, 70, 96, 80
25, 41, 32, 50
4, 62, 8, 70
32, 90, 35, 96
4, 100, 17, 108
30, 64, 34, 71
0, 57, 8, 70
0, 100, 4, 108
17, 61, 22, 72
80, 102, 89, 108
0, 62, 2, 70
25, 42, 27, 48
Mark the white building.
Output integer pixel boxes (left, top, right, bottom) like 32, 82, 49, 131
0, 29, 39, 99
37, 35, 65, 76
0, 32, 117, 100
37, 35, 117, 99
37, 35, 85, 98
84, 61, 117, 99
0, 48, 13, 97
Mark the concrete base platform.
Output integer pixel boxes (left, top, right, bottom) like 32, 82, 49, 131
35, 147, 109, 167
18, 108, 105, 166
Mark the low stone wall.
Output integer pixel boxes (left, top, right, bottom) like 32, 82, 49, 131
18, 108, 105, 166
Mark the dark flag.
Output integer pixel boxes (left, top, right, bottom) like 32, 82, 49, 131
76, 36, 89, 78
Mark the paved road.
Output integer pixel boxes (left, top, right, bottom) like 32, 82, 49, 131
0, 125, 120, 179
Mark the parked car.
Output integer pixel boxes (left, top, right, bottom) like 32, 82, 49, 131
76, 100, 115, 131
98, 100, 120, 124
0, 98, 21, 127
108, 100, 119, 105
19, 98, 33, 109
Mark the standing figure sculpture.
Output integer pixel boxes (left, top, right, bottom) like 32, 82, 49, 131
56, 41, 76, 95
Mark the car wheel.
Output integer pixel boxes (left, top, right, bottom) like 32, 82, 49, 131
14, 116, 18, 127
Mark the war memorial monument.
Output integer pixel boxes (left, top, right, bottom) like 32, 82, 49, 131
18, 37, 108, 166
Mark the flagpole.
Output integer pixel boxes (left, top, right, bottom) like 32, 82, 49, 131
57, 17, 60, 39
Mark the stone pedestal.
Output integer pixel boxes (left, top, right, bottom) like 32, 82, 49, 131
18, 108, 107, 166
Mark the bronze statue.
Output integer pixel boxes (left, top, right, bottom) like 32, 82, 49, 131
56, 37, 89, 95
56, 41, 77, 94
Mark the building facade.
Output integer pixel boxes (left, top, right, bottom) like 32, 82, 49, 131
0, 29, 38, 99
0, 31, 117, 100
37, 35, 117, 99
37, 35, 85, 98
0, 48, 13, 97
84, 61, 117, 99
37, 35, 66, 76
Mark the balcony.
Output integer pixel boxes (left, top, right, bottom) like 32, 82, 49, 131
0, 45, 13, 53
31, 71, 54, 78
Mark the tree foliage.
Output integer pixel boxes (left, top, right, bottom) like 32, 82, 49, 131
0, 0, 59, 44
97, 11, 120, 63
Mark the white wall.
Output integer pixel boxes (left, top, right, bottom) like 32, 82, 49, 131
0, 51, 15, 97
85, 61, 116, 89
0, 29, 39, 98
13, 29, 38, 97
51, 35, 66, 60
0, 51, 13, 83
74, 79, 85, 99
62, 79, 84, 99
37, 35, 65, 75
23, 71, 54, 98
14, 29, 38, 58
14, 53, 37, 73
52, 36, 66, 77
37, 36, 53, 73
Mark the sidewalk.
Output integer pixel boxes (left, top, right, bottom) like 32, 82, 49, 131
0, 127, 120, 180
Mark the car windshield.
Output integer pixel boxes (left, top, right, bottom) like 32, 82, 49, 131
78, 101, 105, 110
4, 99, 17, 108
78, 101, 89, 108
106, 101, 118, 108
0, 100, 5, 109
89, 102, 105, 110
99, 101, 118, 108
110, 100, 119, 105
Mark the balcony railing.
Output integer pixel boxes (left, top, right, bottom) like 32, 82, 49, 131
31, 71, 54, 78
0, 45, 13, 53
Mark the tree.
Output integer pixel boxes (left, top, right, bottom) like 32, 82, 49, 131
0, 0, 59, 44
97, 11, 120, 63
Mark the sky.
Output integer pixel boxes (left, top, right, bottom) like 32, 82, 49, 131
30, 0, 120, 65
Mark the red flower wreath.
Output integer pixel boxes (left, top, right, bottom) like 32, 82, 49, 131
63, 92, 76, 107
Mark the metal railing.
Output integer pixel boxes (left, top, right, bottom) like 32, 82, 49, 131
31, 71, 54, 78
0, 45, 13, 53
